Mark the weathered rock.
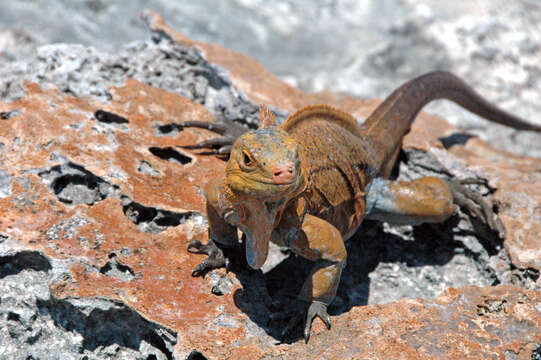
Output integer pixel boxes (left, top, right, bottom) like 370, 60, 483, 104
0, 12, 540, 360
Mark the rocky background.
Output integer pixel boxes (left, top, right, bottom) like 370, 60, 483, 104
2, 0, 541, 157
1, 1, 541, 359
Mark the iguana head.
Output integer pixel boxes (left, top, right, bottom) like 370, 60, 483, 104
224, 106, 305, 269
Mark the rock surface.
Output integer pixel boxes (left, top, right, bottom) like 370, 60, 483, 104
1, 13, 540, 360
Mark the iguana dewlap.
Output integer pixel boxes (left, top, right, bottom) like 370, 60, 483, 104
186, 71, 541, 342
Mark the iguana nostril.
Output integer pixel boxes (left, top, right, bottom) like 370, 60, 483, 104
272, 163, 296, 184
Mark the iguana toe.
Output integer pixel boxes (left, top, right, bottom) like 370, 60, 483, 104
187, 240, 228, 277
304, 301, 331, 343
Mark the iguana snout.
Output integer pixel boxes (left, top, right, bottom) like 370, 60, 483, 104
272, 162, 296, 184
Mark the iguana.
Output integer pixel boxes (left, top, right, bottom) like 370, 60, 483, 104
183, 71, 541, 342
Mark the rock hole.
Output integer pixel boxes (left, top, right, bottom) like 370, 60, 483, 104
532, 344, 541, 360
39, 162, 119, 205
94, 109, 129, 124
99, 256, 135, 282
154, 209, 194, 227
121, 197, 204, 234
0, 251, 52, 278
7, 312, 21, 322
148, 147, 192, 165
37, 297, 177, 359
439, 132, 476, 149
51, 174, 103, 204
156, 123, 182, 136
137, 160, 161, 177
123, 200, 158, 225
186, 351, 208, 360
0, 109, 21, 120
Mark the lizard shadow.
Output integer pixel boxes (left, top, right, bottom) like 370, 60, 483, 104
231, 214, 503, 343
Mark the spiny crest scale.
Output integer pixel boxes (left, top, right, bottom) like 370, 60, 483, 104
259, 104, 277, 129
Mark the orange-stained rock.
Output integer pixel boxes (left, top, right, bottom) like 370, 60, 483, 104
1, 12, 541, 360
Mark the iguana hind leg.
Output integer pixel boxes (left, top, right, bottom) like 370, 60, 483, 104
364, 176, 504, 236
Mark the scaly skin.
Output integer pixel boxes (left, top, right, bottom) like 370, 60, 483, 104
185, 71, 541, 342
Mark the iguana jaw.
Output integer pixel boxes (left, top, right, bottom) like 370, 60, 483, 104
232, 176, 305, 269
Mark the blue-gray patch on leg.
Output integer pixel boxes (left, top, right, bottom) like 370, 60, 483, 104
364, 177, 421, 225
365, 178, 398, 217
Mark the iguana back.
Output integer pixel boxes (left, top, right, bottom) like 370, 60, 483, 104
281, 105, 377, 238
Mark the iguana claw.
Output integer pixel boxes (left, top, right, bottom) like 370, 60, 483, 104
448, 177, 505, 238
273, 300, 331, 343
187, 239, 228, 276
304, 301, 331, 343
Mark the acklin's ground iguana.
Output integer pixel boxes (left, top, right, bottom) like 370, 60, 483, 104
183, 71, 541, 342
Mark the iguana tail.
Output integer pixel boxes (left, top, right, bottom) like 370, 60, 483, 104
358, 71, 541, 174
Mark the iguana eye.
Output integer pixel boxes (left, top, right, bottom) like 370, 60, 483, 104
242, 150, 255, 167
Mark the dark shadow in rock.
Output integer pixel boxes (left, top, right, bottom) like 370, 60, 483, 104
439, 132, 476, 149
156, 123, 183, 136
0, 110, 21, 120
121, 197, 202, 234
94, 109, 129, 124
39, 162, 119, 205
37, 297, 177, 360
0, 251, 52, 278
532, 343, 541, 360
186, 350, 210, 360
99, 253, 136, 281
149, 146, 192, 165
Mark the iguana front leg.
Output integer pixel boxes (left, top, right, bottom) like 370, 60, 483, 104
274, 214, 347, 342
188, 176, 240, 276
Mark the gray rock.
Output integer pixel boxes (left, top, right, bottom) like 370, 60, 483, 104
0, 168, 11, 199
0, 246, 177, 360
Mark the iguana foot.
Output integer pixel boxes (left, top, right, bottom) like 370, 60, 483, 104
179, 118, 249, 156
448, 177, 505, 238
271, 300, 331, 343
187, 239, 228, 277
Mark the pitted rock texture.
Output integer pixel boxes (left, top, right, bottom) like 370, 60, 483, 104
0, 239, 177, 359
0, 13, 540, 360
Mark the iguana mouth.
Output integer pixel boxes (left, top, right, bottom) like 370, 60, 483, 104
227, 170, 294, 185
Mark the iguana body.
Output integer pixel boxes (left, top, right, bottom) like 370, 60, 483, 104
185, 71, 541, 342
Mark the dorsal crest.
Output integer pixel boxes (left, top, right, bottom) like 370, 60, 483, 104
281, 105, 361, 136
259, 104, 277, 129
